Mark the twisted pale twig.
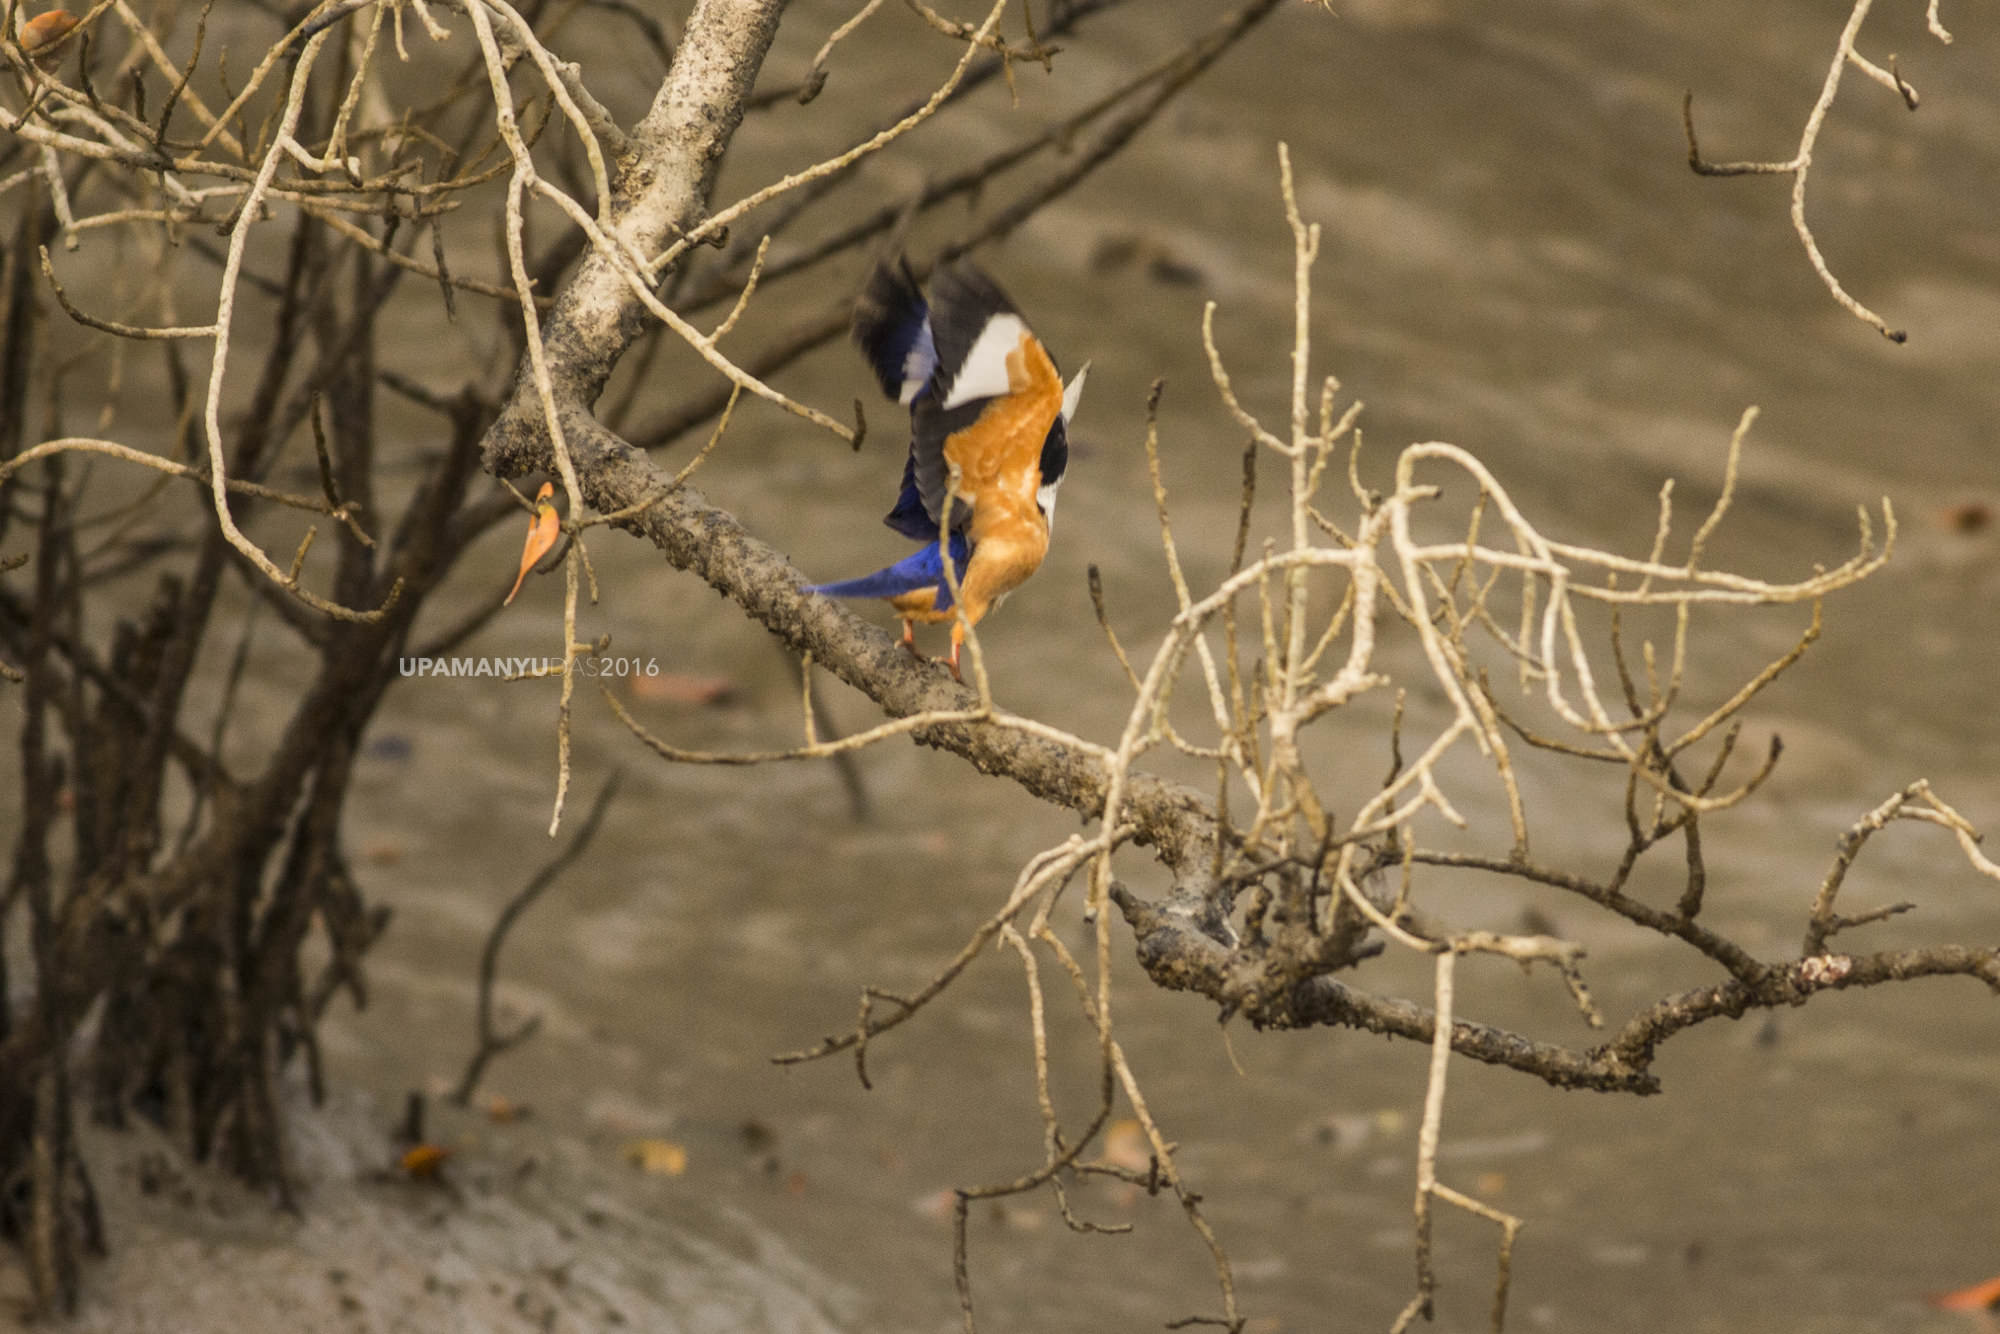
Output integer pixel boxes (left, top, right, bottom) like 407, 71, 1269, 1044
200, 28, 400, 622
1682, 0, 1958, 341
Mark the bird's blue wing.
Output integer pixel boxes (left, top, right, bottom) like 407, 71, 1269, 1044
882, 452, 934, 541
883, 484, 934, 543
809, 533, 971, 612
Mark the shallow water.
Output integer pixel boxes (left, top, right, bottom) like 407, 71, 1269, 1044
18, 0, 2000, 1329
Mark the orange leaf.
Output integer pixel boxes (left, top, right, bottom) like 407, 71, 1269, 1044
1930, 1274, 2000, 1311
400, 1143, 452, 1178
505, 482, 560, 606
20, 11, 80, 69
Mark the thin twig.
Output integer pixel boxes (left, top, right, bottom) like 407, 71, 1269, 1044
450, 771, 624, 1106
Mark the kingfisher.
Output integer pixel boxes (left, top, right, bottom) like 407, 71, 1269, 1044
808, 257, 1087, 681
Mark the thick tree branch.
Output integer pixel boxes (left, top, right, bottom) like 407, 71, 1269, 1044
1111, 881, 2000, 1095
1111, 883, 1656, 1094
482, 0, 786, 477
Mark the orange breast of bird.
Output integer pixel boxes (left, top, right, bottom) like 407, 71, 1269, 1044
941, 330, 1063, 616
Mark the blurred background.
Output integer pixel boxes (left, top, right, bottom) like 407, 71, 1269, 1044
20, 1, 2000, 1330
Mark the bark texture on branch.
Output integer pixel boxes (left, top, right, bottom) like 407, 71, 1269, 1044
485, 0, 785, 471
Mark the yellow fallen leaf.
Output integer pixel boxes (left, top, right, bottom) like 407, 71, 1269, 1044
622, 1138, 688, 1176
505, 482, 560, 606
400, 1143, 452, 1178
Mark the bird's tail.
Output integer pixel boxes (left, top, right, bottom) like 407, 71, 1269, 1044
808, 534, 970, 612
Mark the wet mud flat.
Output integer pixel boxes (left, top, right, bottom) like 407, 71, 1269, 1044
20, 1087, 857, 1334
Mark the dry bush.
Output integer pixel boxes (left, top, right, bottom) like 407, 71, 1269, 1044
0, 0, 1991, 1328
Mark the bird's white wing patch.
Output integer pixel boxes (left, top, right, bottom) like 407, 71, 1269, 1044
897, 330, 936, 404
941, 314, 1030, 409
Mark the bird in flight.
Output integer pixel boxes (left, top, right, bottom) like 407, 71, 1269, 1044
808, 257, 1087, 681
